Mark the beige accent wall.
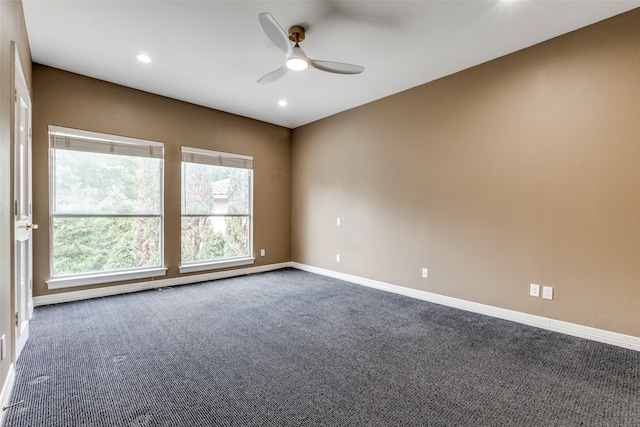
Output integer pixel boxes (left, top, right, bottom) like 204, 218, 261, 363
31, 65, 292, 297
1, 0, 32, 400
292, 9, 640, 337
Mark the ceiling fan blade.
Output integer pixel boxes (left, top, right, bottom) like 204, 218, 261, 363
257, 65, 288, 84
310, 59, 365, 75
258, 12, 292, 56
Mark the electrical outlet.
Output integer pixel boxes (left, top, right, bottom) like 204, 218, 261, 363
543, 286, 553, 300
530, 283, 540, 297
260, 249, 266, 257
421, 268, 429, 278
336, 254, 341, 263
336, 217, 341, 226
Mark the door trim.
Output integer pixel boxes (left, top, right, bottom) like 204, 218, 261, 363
11, 41, 33, 361
0, 363, 16, 424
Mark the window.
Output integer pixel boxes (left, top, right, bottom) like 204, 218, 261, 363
47, 126, 165, 288
180, 147, 253, 272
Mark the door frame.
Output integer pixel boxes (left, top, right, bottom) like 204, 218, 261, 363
11, 41, 33, 362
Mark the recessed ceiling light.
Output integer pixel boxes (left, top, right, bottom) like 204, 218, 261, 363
278, 100, 288, 107
137, 54, 152, 63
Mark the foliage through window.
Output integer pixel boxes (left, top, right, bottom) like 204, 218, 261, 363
49, 126, 163, 278
181, 147, 253, 266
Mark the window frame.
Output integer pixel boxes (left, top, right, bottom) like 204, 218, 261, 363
46, 125, 166, 289
179, 146, 254, 273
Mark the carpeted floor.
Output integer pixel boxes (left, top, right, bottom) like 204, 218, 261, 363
3, 268, 638, 426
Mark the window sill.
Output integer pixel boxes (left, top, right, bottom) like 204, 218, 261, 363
179, 257, 255, 274
47, 267, 168, 290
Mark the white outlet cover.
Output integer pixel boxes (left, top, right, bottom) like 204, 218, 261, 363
422, 268, 429, 278
530, 283, 540, 297
260, 249, 265, 257
543, 286, 553, 300
336, 254, 341, 263
336, 217, 341, 226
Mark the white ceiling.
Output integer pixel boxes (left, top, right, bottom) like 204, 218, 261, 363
22, 1, 640, 129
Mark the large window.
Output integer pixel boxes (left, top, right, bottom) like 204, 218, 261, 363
48, 126, 165, 288
180, 147, 253, 272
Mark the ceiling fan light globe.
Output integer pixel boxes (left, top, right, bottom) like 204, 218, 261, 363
285, 57, 309, 71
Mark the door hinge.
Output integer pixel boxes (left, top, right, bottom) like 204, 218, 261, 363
14, 87, 18, 103
14, 200, 18, 216
29, 127, 32, 138
15, 312, 19, 327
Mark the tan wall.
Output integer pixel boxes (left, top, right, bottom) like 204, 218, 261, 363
32, 65, 292, 297
1, 0, 32, 400
292, 10, 640, 337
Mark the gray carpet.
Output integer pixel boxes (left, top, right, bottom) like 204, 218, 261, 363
3, 268, 638, 426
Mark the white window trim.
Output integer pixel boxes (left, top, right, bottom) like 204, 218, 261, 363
47, 267, 167, 289
180, 146, 254, 269
48, 125, 165, 284
179, 256, 255, 274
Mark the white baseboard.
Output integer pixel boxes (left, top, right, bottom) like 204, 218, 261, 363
291, 262, 640, 352
32, 261, 639, 352
33, 262, 292, 307
0, 363, 16, 425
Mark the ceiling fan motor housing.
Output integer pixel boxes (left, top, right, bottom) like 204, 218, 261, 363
288, 25, 306, 43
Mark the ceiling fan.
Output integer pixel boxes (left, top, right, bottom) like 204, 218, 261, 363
257, 12, 365, 84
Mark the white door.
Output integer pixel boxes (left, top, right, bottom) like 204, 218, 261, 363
13, 44, 34, 360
